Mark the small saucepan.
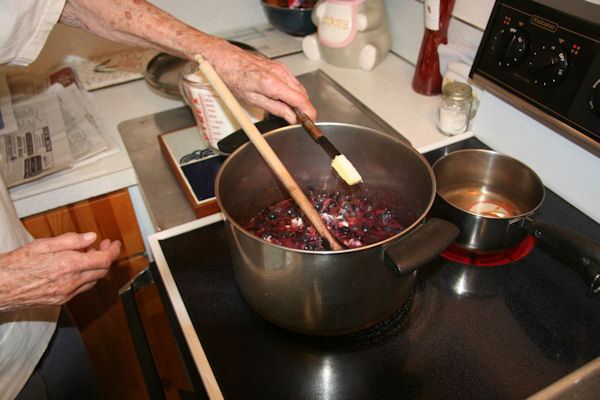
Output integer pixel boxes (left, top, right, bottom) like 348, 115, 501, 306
431, 149, 600, 294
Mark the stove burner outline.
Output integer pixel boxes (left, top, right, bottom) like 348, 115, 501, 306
441, 235, 536, 266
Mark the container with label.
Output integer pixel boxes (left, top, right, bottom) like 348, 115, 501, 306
412, 0, 456, 95
437, 81, 472, 135
179, 62, 265, 153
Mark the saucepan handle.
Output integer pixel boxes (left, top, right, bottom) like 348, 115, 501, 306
384, 218, 459, 276
522, 218, 600, 295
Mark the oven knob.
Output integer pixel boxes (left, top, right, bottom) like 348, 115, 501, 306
528, 44, 569, 87
590, 78, 600, 118
491, 27, 529, 67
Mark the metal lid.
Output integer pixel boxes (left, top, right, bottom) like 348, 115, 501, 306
144, 40, 261, 99
442, 81, 472, 101
145, 53, 189, 99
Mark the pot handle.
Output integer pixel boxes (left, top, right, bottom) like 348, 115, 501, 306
217, 116, 288, 154
522, 218, 600, 295
384, 218, 459, 276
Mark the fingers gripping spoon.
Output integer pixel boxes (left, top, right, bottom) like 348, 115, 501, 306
292, 108, 362, 186
194, 54, 344, 251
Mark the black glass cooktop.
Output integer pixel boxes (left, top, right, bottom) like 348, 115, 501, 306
153, 138, 600, 400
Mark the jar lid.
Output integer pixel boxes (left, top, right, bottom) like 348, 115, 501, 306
442, 81, 472, 101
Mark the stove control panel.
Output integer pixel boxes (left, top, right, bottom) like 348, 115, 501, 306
470, 0, 600, 157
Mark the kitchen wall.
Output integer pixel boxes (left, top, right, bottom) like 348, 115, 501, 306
149, 0, 493, 66
149, 0, 494, 65
386, 0, 491, 65
148, 0, 494, 65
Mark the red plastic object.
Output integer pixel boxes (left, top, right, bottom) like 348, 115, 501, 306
441, 235, 536, 266
412, 0, 456, 95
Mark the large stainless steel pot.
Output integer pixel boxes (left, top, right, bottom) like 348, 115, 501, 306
431, 149, 600, 294
215, 123, 459, 335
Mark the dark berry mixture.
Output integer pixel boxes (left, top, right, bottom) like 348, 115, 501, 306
243, 192, 405, 250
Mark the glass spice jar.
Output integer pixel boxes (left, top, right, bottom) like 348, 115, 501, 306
437, 81, 472, 136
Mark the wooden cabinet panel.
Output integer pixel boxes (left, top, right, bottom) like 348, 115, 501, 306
108, 190, 146, 255
69, 199, 101, 242
69, 254, 151, 399
21, 188, 188, 399
20, 212, 54, 238
22, 189, 145, 260
46, 207, 78, 237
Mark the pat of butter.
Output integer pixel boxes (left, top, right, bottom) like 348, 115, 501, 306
331, 154, 362, 185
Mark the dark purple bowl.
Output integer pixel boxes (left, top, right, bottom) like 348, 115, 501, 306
261, 1, 317, 36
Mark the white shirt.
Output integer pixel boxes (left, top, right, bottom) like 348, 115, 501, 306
0, 178, 60, 400
0, 1, 66, 398
0, 0, 66, 66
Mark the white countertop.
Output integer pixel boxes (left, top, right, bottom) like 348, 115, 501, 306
281, 53, 474, 153
10, 51, 467, 218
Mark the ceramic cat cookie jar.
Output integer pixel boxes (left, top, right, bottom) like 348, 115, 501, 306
302, 0, 391, 70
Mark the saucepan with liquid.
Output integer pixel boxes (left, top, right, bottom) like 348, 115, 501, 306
431, 149, 600, 294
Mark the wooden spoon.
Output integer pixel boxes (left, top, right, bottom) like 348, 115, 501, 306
194, 54, 344, 251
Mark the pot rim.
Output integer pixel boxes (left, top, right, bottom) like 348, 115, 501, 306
215, 122, 437, 254
432, 148, 546, 221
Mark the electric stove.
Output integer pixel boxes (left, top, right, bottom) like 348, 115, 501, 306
147, 137, 600, 400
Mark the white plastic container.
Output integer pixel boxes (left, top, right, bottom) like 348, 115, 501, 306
180, 62, 265, 153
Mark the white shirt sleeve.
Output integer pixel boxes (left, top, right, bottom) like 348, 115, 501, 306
0, 0, 67, 66
0, 3, 69, 397
0, 176, 60, 400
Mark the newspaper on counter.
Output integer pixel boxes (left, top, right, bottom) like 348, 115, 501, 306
0, 74, 18, 135
6, 66, 80, 101
72, 48, 158, 91
0, 67, 117, 187
6, 73, 50, 102
220, 24, 303, 59
0, 92, 73, 187
47, 83, 108, 162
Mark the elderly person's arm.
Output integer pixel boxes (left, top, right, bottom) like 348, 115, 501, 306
0, 232, 121, 312
58, 0, 316, 124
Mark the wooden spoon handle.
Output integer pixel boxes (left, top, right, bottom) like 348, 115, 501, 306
194, 55, 343, 251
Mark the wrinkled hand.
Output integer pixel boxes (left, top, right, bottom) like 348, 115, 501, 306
204, 40, 317, 124
0, 232, 121, 312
